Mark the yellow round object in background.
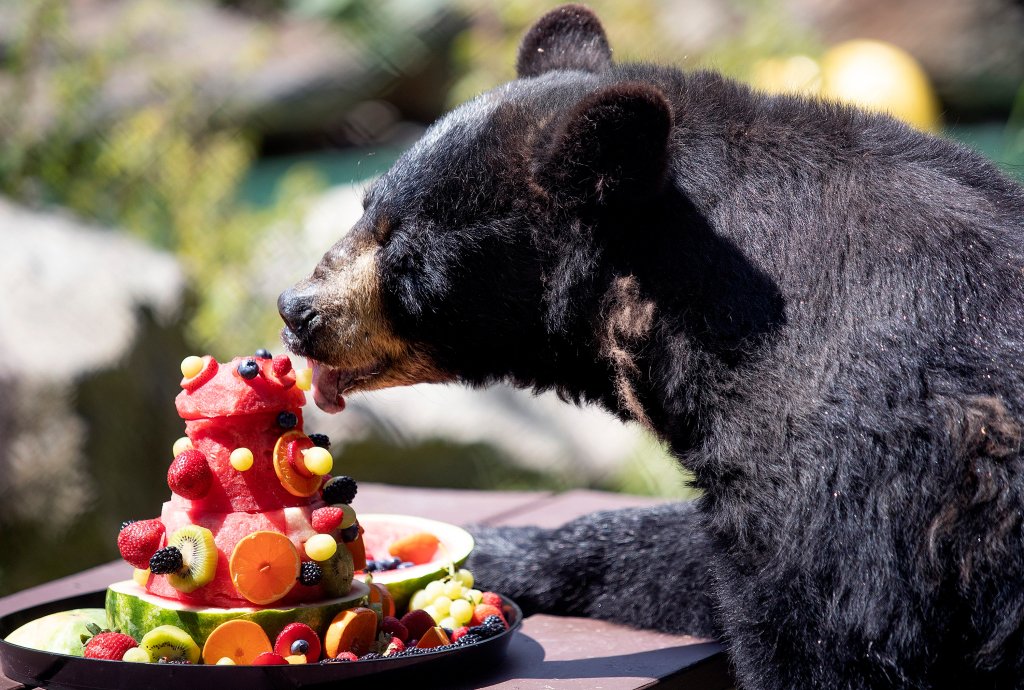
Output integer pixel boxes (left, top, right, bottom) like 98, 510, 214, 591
750, 55, 822, 96
819, 39, 941, 132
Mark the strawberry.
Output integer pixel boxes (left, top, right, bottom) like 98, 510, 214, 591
381, 616, 408, 642
272, 355, 292, 377
481, 591, 504, 608
167, 449, 212, 500
334, 651, 358, 661
83, 631, 138, 660
471, 603, 506, 627
383, 636, 406, 656
117, 519, 165, 569
180, 356, 217, 392
311, 506, 345, 533
450, 626, 470, 642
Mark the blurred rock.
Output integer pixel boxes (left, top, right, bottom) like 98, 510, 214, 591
0, 199, 188, 594
256, 183, 652, 481
0, 0, 465, 142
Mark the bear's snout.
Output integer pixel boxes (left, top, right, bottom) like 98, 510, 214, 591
277, 288, 318, 345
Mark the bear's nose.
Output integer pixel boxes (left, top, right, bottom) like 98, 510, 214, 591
278, 288, 317, 335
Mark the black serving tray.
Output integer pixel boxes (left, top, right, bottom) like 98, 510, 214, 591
0, 589, 521, 689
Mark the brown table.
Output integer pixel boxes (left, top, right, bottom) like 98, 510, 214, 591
0, 484, 731, 689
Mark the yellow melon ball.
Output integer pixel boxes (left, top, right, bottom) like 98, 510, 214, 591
172, 436, 193, 457
301, 447, 333, 476
230, 447, 254, 472
296, 368, 313, 391
180, 356, 204, 379
304, 534, 337, 562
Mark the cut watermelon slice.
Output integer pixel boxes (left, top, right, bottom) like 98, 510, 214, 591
356, 514, 474, 610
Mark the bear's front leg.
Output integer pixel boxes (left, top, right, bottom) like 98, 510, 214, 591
468, 501, 720, 638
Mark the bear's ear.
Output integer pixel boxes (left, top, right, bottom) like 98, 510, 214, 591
516, 4, 612, 78
535, 82, 673, 207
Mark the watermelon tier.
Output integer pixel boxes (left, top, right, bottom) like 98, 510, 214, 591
116, 353, 366, 612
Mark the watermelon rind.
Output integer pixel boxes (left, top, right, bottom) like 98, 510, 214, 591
356, 514, 474, 611
3, 608, 108, 656
106, 579, 369, 648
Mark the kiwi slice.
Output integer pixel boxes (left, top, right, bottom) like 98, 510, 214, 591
166, 525, 217, 593
140, 625, 200, 664
321, 547, 354, 597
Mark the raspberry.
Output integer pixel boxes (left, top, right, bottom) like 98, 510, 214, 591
83, 632, 138, 660
321, 475, 357, 505
325, 651, 358, 662
117, 519, 165, 569
149, 546, 183, 575
481, 591, 504, 608
298, 561, 323, 586
311, 506, 345, 533
167, 449, 212, 500
450, 626, 470, 642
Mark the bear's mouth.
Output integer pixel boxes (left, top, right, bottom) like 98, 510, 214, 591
309, 359, 385, 413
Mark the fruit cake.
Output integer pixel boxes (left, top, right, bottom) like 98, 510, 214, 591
106, 351, 370, 649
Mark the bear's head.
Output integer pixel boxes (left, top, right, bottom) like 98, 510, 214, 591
279, 5, 677, 415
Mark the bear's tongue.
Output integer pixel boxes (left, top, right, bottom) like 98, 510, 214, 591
310, 360, 346, 414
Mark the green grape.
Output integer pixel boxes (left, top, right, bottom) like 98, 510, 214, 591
433, 595, 452, 617
455, 568, 474, 588
423, 604, 441, 623
410, 589, 433, 611
450, 598, 473, 625
443, 580, 464, 599
425, 580, 445, 598
465, 589, 483, 606
439, 616, 457, 630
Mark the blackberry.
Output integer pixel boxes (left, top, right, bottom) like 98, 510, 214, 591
360, 652, 383, 660
322, 476, 357, 505
149, 546, 183, 575
298, 561, 323, 586
320, 657, 347, 664
277, 411, 298, 430
340, 523, 360, 543
308, 433, 331, 449
255, 348, 272, 359
457, 633, 484, 646
237, 359, 259, 379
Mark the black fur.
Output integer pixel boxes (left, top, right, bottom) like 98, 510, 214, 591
291, 6, 1024, 688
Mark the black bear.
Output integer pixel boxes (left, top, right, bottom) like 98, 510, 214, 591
278, 5, 1024, 688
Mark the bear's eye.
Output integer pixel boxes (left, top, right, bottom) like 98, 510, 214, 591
372, 215, 395, 245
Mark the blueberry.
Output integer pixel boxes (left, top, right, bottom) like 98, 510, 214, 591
290, 639, 310, 655
341, 523, 360, 543
237, 359, 260, 379
255, 348, 272, 359
308, 433, 331, 449
386, 557, 402, 570
398, 561, 415, 569
277, 411, 298, 429
364, 560, 380, 573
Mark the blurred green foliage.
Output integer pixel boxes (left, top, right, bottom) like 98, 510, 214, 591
0, 0, 323, 358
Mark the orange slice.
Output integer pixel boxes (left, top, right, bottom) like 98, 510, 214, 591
387, 531, 440, 565
273, 432, 322, 497
415, 626, 451, 649
202, 619, 272, 665
324, 607, 378, 658
368, 582, 395, 618
230, 531, 300, 605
